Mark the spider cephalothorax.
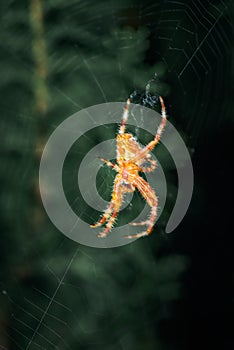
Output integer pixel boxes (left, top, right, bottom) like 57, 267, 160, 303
91, 96, 167, 239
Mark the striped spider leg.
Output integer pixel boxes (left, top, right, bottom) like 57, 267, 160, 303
90, 96, 167, 238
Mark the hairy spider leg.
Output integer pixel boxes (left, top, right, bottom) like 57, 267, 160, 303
119, 98, 130, 134
98, 157, 119, 172
97, 175, 124, 237
90, 201, 115, 229
139, 158, 157, 173
124, 176, 158, 239
97, 181, 136, 238
90, 163, 119, 228
131, 96, 166, 164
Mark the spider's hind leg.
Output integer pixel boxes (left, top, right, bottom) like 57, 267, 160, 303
90, 201, 115, 228
129, 220, 150, 226
97, 183, 124, 238
91, 174, 124, 238
90, 161, 119, 228
125, 204, 157, 239
124, 176, 158, 239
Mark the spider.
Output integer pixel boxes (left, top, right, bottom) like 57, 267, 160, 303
90, 95, 167, 239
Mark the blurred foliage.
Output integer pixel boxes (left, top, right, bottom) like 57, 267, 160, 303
0, 0, 233, 349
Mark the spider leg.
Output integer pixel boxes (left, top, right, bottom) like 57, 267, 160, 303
124, 176, 158, 239
98, 157, 119, 172
90, 201, 115, 228
119, 98, 130, 134
129, 220, 149, 226
97, 180, 125, 238
139, 159, 157, 173
90, 161, 120, 229
97, 207, 120, 238
90, 174, 122, 229
129, 96, 166, 164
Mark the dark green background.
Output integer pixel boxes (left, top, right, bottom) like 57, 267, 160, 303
0, 0, 233, 349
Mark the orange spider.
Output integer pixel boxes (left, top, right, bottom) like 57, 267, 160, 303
90, 96, 167, 239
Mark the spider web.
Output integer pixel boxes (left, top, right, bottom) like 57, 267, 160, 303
0, 0, 233, 349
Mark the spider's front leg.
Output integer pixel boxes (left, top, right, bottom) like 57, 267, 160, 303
133, 96, 167, 164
